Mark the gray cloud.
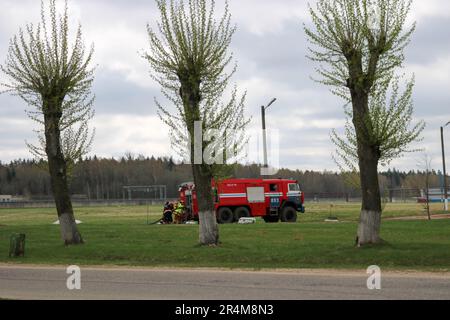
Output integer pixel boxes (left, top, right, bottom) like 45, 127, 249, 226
406, 16, 450, 64
93, 69, 160, 115
0, 0, 449, 172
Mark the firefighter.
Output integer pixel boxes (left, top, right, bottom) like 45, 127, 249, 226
174, 201, 185, 224
162, 201, 173, 224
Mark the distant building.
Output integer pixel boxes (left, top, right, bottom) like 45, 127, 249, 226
0, 195, 13, 203
419, 188, 448, 203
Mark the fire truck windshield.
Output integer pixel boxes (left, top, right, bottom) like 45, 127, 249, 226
288, 183, 300, 192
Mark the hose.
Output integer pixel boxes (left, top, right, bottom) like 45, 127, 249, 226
148, 210, 173, 225
148, 218, 162, 225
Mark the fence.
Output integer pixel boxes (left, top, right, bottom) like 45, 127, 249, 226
0, 187, 444, 208
306, 192, 361, 203
0, 198, 178, 209
307, 188, 426, 203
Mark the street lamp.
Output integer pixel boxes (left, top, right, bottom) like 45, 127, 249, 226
261, 98, 277, 169
441, 121, 450, 211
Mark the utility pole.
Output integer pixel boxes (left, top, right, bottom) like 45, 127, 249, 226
261, 105, 268, 168
441, 122, 450, 211
261, 98, 277, 170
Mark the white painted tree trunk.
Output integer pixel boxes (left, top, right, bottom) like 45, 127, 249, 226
59, 212, 83, 245
356, 210, 382, 246
198, 211, 219, 246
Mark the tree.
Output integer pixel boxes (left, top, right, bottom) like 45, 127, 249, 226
144, 0, 249, 245
0, 0, 95, 245
305, 0, 424, 246
420, 155, 432, 220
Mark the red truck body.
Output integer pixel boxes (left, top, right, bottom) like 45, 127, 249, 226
179, 178, 305, 223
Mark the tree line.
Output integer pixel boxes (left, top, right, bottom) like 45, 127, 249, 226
0, 156, 443, 200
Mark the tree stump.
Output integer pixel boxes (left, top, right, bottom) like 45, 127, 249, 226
9, 233, 26, 257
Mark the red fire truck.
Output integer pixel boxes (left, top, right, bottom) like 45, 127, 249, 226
178, 178, 305, 224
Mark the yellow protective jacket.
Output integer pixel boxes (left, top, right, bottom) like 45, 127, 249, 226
174, 204, 184, 215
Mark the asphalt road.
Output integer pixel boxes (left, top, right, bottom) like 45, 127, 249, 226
1, 265, 449, 300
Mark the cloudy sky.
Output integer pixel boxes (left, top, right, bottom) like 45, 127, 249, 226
0, 0, 449, 172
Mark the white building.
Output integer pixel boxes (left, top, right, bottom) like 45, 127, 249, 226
0, 195, 13, 203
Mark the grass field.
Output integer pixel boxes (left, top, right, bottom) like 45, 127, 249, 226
0, 202, 449, 271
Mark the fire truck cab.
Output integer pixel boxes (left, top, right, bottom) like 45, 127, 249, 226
179, 178, 305, 224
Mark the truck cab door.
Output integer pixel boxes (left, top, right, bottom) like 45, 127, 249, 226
267, 183, 282, 215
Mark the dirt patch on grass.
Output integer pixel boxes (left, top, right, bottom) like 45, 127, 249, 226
385, 214, 450, 221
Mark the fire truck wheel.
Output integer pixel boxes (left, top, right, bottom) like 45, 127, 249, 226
280, 206, 297, 223
217, 207, 234, 224
234, 207, 250, 221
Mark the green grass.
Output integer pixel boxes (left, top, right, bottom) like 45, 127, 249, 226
0, 202, 449, 271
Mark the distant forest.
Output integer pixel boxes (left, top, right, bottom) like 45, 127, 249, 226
0, 156, 446, 200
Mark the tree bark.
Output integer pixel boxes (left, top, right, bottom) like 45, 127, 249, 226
356, 147, 382, 246
180, 75, 220, 246
349, 75, 382, 246
193, 163, 219, 246
44, 100, 83, 246
425, 168, 431, 220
